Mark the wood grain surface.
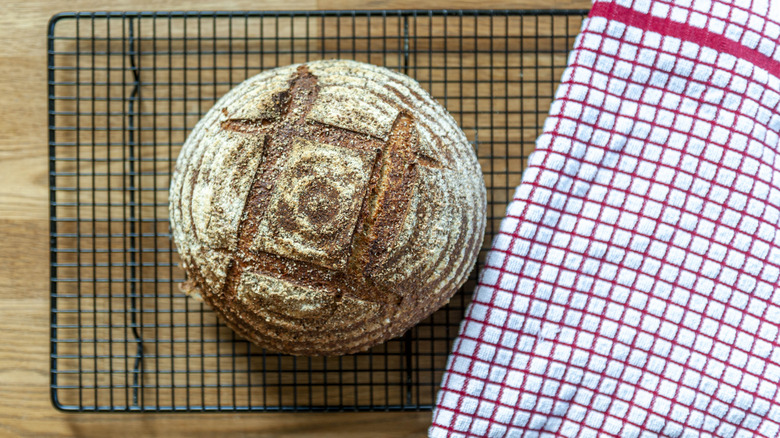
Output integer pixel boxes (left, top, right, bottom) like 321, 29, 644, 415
0, 0, 590, 436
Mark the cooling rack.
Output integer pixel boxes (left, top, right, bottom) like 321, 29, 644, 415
48, 9, 585, 412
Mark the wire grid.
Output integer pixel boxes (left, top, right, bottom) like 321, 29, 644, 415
48, 10, 585, 412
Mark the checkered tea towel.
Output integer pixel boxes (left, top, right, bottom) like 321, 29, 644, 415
430, 0, 780, 436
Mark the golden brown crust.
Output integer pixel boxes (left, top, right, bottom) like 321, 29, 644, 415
170, 59, 486, 356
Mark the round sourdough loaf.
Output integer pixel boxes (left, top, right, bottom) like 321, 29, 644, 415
169, 59, 486, 356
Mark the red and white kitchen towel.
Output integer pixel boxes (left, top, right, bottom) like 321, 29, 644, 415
430, 0, 780, 436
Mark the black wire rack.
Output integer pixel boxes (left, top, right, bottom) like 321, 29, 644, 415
48, 9, 586, 412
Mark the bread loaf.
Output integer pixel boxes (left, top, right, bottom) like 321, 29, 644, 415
169, 59, 486, 356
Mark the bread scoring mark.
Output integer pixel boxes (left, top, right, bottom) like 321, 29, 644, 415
354, 112, 448, 291
220, 117, 275, 135
415, 154, 442, 168
250, 137, 376, 271
347, 112, 416, 284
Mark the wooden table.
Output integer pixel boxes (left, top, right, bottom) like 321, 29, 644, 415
0, 0, 589, 436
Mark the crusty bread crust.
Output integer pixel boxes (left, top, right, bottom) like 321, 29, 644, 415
170, 59, 486, 356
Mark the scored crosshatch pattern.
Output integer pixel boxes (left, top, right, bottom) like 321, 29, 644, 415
48, 10, 585, 411
431, 0, 780, 437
